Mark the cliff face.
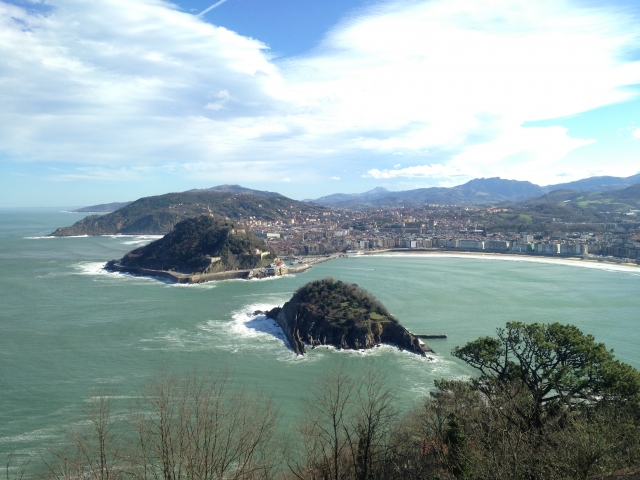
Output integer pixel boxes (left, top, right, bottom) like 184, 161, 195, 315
266, 278, 431, 356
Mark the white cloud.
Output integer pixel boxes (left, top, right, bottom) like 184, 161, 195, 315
367, 163, 466, 179
281, 0, 640, 182
1, 0, 639, 189
330, 176, 340, 180
633, 128, 640, 139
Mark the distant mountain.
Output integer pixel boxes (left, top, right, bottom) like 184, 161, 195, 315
50, 188, 326, 236
312, 174, 640, 208
312, 178, 546, 207
71, 201, 132, 213
547, 173, 640, 193
313, 187, 391, 204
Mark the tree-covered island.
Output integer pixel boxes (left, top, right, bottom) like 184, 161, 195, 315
264, 278, 431, 356
107, 215, 275, 276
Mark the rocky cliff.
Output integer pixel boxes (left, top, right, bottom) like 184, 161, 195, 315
265, 278, 431, 356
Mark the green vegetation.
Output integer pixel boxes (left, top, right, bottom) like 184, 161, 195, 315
294, 277, 393, 330
11, 322, 640, 479
50, 190, 327, 236
452, 322, 640, 432
118, 215, 274, 273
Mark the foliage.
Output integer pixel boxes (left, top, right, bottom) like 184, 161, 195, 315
452, 321, 640, 432
293, 278, 393, 332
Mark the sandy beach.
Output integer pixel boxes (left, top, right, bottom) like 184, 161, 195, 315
359, 248, 640, 271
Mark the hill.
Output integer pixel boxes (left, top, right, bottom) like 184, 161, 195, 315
548, 173, 640, 192
521, 183, 640, 213
111, 215, 275, 274
50, 188, 326, 236
479, 184, 640, 233
265, 278, 430, 356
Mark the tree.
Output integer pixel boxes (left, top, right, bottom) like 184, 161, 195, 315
130, 369, 280, 480
346, 366, 398, 480
452, 322, 640, 432
43, 385, 126, 480
290, 364, 355, 480
289, 364, 400, 480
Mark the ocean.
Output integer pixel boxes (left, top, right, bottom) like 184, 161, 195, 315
1, 208, 639, 466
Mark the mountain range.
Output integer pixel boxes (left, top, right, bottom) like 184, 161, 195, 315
312, 174, 640, 207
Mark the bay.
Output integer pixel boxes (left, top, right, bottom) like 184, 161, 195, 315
1, 209, 639, 464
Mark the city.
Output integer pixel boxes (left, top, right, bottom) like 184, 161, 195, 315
243, 204, 640, 264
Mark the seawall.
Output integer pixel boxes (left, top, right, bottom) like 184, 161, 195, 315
105, 262, 250, 283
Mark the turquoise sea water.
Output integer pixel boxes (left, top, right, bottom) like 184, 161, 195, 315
1, 209, 639, 465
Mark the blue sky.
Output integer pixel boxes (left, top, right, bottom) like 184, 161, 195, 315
1, 0, 639, 207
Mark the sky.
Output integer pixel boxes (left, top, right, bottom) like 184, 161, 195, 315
1, 0, 640, 207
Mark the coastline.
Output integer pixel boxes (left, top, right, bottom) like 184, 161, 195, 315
102, 249, 639, 284
358, 248, 640, 270
105, 253, 343, 284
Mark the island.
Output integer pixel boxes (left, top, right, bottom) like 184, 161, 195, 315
106, 215, 286, 282
263, 278, 432, 356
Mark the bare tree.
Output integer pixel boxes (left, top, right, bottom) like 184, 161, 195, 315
42, 384, 125, 480
130, 369, 280, 480
346, 366, 398, 480
5, 449, 30, 480
289, 364, 355, 480
288, 363, 401, 480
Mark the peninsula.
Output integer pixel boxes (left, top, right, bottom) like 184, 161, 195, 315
264, 278, 431, 356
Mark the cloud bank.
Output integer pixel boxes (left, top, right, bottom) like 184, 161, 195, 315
1, 0, 639, 189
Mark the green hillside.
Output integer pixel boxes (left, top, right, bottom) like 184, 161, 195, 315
50, 190, 327, 236
117, 215, 275, 274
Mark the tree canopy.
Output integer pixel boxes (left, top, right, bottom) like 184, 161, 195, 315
452, 321, 640, 431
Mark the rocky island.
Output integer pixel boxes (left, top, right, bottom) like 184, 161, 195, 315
263, 278, 432, 356
106, 215, 278, 281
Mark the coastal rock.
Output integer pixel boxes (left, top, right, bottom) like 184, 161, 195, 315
265, 278, 431, 356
